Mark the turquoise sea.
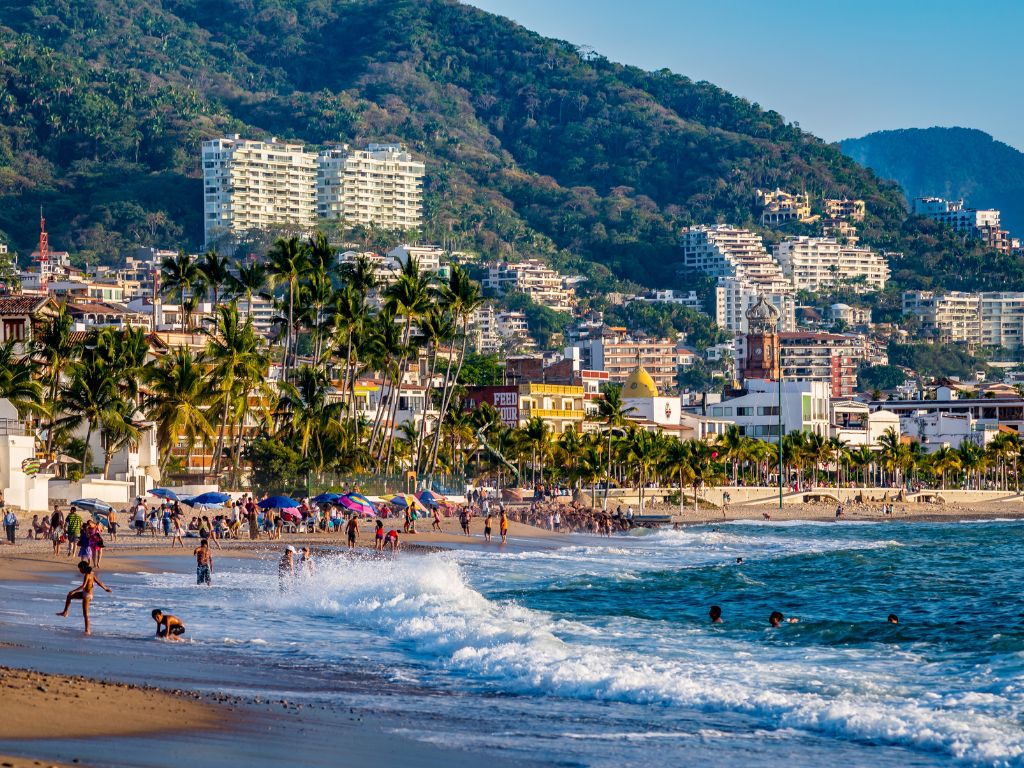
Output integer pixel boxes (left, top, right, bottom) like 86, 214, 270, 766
14, 520, 1024, 766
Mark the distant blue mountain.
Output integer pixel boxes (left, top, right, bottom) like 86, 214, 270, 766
841, 127, 1024, 234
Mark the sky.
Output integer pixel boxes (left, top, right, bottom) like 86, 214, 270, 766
467, 0, 1024, 151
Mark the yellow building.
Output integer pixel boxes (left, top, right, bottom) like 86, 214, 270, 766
518, 383, 586, 433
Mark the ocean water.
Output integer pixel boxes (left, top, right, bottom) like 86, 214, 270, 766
16, 521, 1024, 767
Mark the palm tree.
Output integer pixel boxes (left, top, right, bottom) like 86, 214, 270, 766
625, 428, 662, 512
56, 355, 120, 471
229, 261, 269, 320
848, 445, 875, 488
877, 428, 903, 487
205, 303, 268, 477
160, 251, 204, 330
267, 236, 309, 380
594, 385, 636, 509
660, 438, 696, 515
198, 249, 231, 307
30, 303, 79, 453
522, 415, 551, 486
327, 284, 370, 425
929, 446, 961, 490
380, 256, 433, 467
685, 439, 723, 513
145, 348, 215, 474
0, 339, 44, 420
426, 265, 483, 477
275, 365, 346, 482
99, 399, 140, 480
716, 425, 745, 485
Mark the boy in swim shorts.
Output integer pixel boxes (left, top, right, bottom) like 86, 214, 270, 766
152, 609, 186, 640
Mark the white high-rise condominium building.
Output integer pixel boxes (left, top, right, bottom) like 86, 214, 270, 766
317, 143, 424, 231
774, 236, 890, 293
203, 136, 317, 247
902, 291, 981, 344
681, 225, 795, 334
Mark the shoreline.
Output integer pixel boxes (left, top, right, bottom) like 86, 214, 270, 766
2, 510, 1023, 766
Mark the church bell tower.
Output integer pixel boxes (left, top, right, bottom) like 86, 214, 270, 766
741, 295, 781, 382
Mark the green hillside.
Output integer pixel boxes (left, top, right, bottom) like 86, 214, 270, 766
0, 0, 958, 291
842, 127, 1024, 235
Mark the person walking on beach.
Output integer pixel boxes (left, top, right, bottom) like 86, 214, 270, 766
374, 519, 384, 551
107, 507, 118, 542
193, 540, 213, 586
3, 508, 16, 545
152, 609, 186, 640
171, 513, 185, 548
499, 511, 509, 544
89, 522, 104, 570
345, 515, 359, 549
65, 507, 82, 558
432, 507, 442, 532
56, 561, 112, 635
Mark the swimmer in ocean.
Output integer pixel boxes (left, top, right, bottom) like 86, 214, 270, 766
152, 609, 186, 640
887, 614, 899, 624
709, 605, 723, 623
769, 611, 798, 627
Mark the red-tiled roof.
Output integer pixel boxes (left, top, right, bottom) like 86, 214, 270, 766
0, 294, 50, 315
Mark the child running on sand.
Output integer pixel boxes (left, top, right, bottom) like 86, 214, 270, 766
57, 561, 112, 635
152, 609, 185, 640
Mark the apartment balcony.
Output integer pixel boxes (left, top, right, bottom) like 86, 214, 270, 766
523, 408, 584, 420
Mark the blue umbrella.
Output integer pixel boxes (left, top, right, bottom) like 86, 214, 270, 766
311, 492, 341, 504
149, 488, 178, 501
70, 498, 114, 514
259, 495, 300, 509
185, 491, 231, 507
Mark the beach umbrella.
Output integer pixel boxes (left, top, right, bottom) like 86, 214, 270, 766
70, 498, 114, 514
390, 493, 426, 511
417, 489, 448, 508
259, 495, 300, 509
311, 492, 342, 504
338, 492, 378, 517
149, 488, 179, 501
185, 491, 231, 507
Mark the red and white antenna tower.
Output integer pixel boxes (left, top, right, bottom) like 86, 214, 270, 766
35, 207, 49, 293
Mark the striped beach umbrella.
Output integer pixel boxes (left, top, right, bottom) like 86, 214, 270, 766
390, 493, 426, 511
338, 492, 378, 517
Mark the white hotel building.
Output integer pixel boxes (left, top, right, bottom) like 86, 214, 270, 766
681, 225, 796, 334
203, 137, 425, 247
317, 143, 424, 231
202, 136, 318, 247
774, 236, 890, 293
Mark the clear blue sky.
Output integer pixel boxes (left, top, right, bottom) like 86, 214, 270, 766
467, 0, 1024, 150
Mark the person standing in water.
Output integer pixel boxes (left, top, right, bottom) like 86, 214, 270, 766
345, 515, 359, 549
56, 561, 112, 635
483, 513, 493, 543
193, 540, 213, 586
709, 606, 723, 623
279, 545, 295, 590
499, 511, 509, 544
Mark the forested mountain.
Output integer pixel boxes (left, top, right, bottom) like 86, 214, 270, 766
842, 127, 1024, 234
0, 0, 991, 291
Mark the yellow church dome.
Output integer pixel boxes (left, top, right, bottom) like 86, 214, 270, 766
623, 366, 659, 398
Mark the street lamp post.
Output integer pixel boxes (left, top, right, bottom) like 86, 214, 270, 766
777, 317, 784, 512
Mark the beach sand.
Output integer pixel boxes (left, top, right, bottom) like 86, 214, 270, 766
0, 666, 219, 740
